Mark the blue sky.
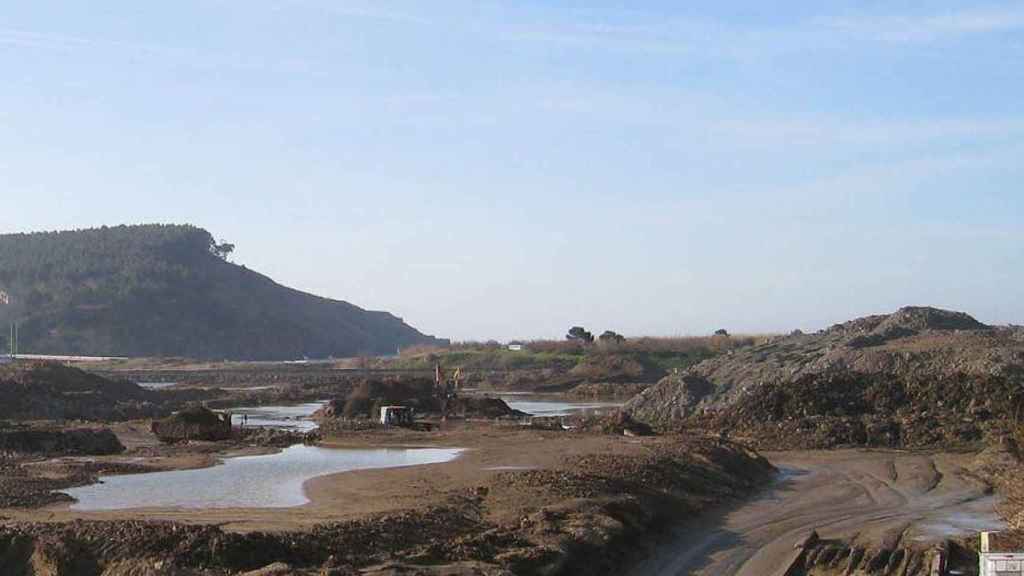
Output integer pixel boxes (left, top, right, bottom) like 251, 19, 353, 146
1, 1, 1022, 341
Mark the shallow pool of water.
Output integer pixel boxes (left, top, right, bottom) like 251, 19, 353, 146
500, 396, 622, 417
138, 382, 178, 390
230, 402, 326, 432
64, 445, 462, 510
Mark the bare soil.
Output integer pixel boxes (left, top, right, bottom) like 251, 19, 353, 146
633, 449, 1005, 575
0, 422, 773, 575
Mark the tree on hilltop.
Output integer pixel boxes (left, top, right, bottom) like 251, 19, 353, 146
567, 326, 594, 344
599, 330, 626, 345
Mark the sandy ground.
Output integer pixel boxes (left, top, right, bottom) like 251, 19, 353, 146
630, 449, 1001, 576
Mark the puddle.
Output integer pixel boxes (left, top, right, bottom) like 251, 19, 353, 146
229, 402, 327, 432
64, 445, 463, 510
498, 395, 623, 417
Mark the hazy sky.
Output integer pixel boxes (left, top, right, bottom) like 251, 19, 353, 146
2, 1, 1022, 341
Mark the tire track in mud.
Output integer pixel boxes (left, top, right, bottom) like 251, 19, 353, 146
630, 450, 1004, 576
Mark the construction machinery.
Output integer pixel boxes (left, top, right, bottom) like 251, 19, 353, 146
434, 364, 462, 421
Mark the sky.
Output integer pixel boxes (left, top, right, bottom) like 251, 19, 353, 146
1, 1, 1022, 341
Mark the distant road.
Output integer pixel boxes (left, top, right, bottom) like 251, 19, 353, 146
7, 354, 127, 363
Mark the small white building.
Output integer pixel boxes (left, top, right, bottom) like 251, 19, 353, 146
0, 290, 8, 305
508, 344, 523, 352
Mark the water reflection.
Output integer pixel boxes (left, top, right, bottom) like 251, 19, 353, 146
499, 395, 622, 417
229, 402, 326, 432
65, 445, 462, 510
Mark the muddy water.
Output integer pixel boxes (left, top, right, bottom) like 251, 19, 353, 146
499, 395, 622, 417
230, 401, 326, 432
64, 446, 462, 510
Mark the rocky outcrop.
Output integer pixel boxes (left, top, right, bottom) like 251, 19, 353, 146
626, 307, 1024, 449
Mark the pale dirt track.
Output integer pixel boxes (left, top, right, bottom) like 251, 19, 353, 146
631, 450, 1003, 576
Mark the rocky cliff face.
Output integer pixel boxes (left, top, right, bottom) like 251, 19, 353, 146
626, 307, 1024, 449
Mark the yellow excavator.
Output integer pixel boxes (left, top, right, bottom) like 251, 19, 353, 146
434, 364, 462, 421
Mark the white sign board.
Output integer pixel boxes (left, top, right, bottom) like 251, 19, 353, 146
982, 553, 1024, 576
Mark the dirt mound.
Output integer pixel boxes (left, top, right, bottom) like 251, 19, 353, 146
315, 379, 436, 421
151, 406, 231, 443
0, 424, 124, 456
447, 397, 527, 419
0, 362, 222, 422
626, 306, 1024, 449
829, 306, 989, 337
316, 379, 525, 421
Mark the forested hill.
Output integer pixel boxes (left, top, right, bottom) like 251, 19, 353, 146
0, 225, 446, 359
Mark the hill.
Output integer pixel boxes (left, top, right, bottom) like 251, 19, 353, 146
626, 306, 1024, 449
0, 224, 445, 359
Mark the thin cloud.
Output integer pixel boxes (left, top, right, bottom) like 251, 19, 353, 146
497, 5, 1024, 59
268, 0, 431, 25
825, 6, 1024, 43
0, 27, 315, 75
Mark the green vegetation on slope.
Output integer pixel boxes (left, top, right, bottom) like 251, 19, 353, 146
376, 335, 760, 391
0, 224, 444, 359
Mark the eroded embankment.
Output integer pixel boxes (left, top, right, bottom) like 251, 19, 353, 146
0, 434, 773, 575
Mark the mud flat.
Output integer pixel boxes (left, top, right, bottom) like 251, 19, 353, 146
632, 449, 1005, 576
0, 423, 774, 574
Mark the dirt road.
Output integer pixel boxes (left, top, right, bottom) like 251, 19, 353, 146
631, 450, 1003, 576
